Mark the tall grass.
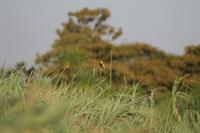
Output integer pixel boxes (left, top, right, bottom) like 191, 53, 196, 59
0, 70, 199, 133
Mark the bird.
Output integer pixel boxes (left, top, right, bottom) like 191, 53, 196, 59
65, 64, 69, 70
99, 61, 105, 69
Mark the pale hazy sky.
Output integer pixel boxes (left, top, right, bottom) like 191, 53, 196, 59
0, 0, 200, 67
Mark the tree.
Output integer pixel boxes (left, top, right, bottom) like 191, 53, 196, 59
35, 7, 200, 88
35, 8, 122, 83
183, 45, 200, 73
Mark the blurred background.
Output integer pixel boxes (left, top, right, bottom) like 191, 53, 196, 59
1, 0, 200, 67
1, 2, 200, 132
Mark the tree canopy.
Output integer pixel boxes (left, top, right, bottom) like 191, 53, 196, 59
35, 8, 200, 89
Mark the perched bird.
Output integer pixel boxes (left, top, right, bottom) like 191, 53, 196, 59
99, 61, 105, 69
65, 64, 69, 70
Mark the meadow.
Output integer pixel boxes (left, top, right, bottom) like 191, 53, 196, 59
1, 7, 200, 133
0, 69, 200, 133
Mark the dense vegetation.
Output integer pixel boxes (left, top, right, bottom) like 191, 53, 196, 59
0, 70, 200, 133
33, 8, 200, 89
0, 8, 200, 133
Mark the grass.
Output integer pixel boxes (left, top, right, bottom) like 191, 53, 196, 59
0, 70, 200, 133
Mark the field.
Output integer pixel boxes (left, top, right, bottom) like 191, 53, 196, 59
1, 5, 200, 133
0, 70, 200, 133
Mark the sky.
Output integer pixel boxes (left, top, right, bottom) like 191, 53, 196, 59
0, 0, 200, 67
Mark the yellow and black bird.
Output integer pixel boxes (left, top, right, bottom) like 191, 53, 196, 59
99, 61, 105, 69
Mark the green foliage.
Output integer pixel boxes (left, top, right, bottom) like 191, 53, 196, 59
0, 71, 25, 116
183, 45, 200, 74
0, 71, 199, 133
35, 8, 200, 89
67, 8, 122, 41
1, 7, 200, 133
1, 61, 35, 79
